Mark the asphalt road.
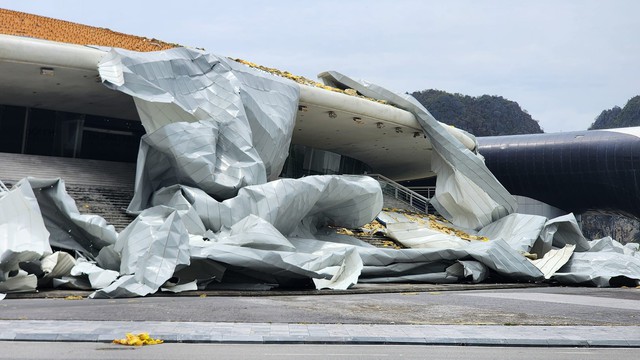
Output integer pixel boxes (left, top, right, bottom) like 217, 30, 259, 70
2, 286, 639, 326
0, 342, 637, 360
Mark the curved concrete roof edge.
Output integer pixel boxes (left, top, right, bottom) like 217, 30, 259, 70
0, 34, 104, 69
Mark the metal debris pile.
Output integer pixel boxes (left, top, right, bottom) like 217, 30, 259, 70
2, 47, 640, 300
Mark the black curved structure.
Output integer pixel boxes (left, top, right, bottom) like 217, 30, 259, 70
478, 128, 640, 219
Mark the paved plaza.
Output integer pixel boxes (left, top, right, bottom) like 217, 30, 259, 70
2, 285, 639, 347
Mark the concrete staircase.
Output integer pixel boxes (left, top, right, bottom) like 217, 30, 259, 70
0, 152, 136, 231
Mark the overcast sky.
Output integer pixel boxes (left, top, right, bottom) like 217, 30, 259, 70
2, 0, 639, 133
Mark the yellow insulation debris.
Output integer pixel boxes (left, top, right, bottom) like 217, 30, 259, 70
382, 209, 489, 242
338, 209, 488, 247
233, 58, 389, 105
113, 332, 163, 346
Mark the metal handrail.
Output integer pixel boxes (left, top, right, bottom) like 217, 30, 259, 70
367, 174, 434, 214
406, 186, 437, 199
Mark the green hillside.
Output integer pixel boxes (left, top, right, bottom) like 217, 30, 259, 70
410, 89, 544, 136
589, 96, 640, 129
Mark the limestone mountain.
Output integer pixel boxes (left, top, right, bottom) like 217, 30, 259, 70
410, 89, 544, 136
589, 95, 640, 129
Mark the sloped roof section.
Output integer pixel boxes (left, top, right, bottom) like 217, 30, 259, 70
0, 8, 179, 52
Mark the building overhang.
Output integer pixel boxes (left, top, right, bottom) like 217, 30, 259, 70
0, 34, 477, 180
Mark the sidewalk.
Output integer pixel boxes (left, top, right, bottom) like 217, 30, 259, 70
2, 285, 639, 347
2, 320, 639, 347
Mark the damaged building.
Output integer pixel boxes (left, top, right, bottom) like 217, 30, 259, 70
1, 9, 640, 298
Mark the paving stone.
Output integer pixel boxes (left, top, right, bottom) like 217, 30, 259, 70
56, 333, 99, 342
0, 332, 16, 341
221, 335, 264, 343
506, 338, 550, 346
384, 337, 426, 344
177, 334, 217, 343
423, 337, 468, 345
587, 339, 631, 347
303, 336, 352, 344
350, 336, 388, 344
466, 337, 509, 346
14, 333, 59, 341
153, 334, 179, 342
546, 338, 587, 347
625, 339, 640, 347
263, 335, 308, 344
97, 334, 121, 342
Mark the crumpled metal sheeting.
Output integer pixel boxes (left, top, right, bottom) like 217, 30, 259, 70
151, 175, 381, 288
204, 215, 296, 252
358, 272, 461, 284
69, 260, 119, 289
39, 251, 76, 287
0, 180, 49, 295
354, 238, 544, 282
540, 214, 591, 252
0, 270, 37, 293
90, 274, 156, 299
430, 152, 504, 229
128, 119, 268, 211
91, 206, 192, 298
1, 177, 116, 296
116, 206, 191, 288
553, 241, 640, 287
99, 47, 299, 203
359, 261, 453, 279
447, 260, 490, 283
317, 71, 516, 230
478, 213, 548, 253
0, 180, 52, 266
90, 175, 379, 297
530, 245, 576, 280
587, 236, 640, 255
21, 178, 118, 259
386, 222, 470, 249
150, 175, 384, 236
368, 212, 636, 283
184, 214, 364, 289
225, 59, 300, 180
244, 207, 637, 286
312, 247, 363, 290
190, 238, 363, 290
0, 176, 118, 296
